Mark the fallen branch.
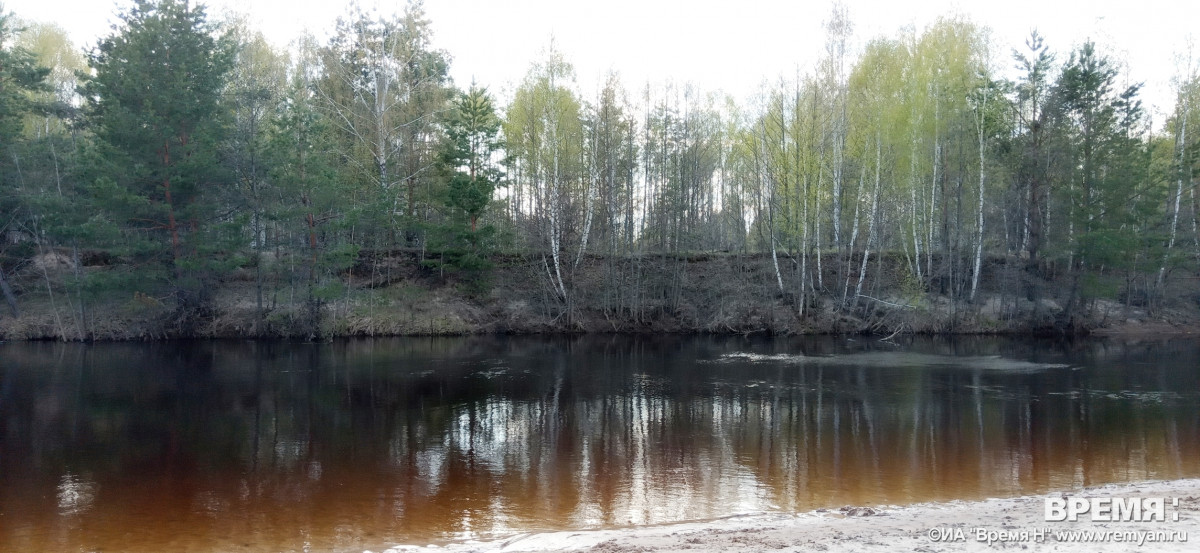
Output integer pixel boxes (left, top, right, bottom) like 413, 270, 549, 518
880, 324, 905, 343
858, 295, 915, 309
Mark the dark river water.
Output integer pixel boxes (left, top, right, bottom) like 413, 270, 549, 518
1, 335, 1198, 552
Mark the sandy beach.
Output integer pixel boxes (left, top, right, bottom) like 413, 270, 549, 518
383, 479, 1200, 553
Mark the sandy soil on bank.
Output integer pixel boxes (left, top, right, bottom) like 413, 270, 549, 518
383, 479, 1200, 553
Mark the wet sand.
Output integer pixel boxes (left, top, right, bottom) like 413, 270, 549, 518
383, 479, 1200, 552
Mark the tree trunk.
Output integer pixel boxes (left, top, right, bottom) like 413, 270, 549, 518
1025, 118, 1046, 302
758, 124, 785, 294
254, 210, 264, 317
161, 141, 181, 268
800, 173, 810, 315
842, 170, 865, 306
1160, 98, 1188, 287
971, 87, 988, 302
0, 266, 18, 317
854, 137, 882, 307
910, 134, 923, 283
928, 88, 940, 283
815, 155, 825, 291
575, 159, 596, 269
1192, 183, 1200, 263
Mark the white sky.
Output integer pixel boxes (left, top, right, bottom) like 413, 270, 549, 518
4, 0, 1196, 125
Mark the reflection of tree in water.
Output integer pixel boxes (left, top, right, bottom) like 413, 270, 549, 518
0, 336, 1198, 551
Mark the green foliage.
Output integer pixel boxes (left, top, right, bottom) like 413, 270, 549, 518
2, 0, 1198, 337
0, 11, 49, 142
81, 0, 235, 304
440, 87, 505, 226
324, 243, 360, 273
312, 281, 345, 302
1052, 41, 1158, 284
316, 2, 452, 246
0, 9, 51, 235
262, 45, 348, 314
640, 84, 722, 252
505, 49, 586, 243
15, 22, 84, 138
583, 75, 640, 252
426, 86, 505, 283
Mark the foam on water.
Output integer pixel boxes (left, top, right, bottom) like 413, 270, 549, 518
708, 351, 1070, 371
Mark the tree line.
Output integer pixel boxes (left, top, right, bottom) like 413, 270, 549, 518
0, 0, 1197, 337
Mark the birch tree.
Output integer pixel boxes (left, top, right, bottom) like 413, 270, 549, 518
1161, 48, 1199, 285
317, 2, 449, 247
505, 47, 585, 311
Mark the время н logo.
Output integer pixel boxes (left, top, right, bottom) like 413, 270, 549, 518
1045, 497, 1181, 522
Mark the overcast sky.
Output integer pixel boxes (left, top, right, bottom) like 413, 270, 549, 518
4, 0, 1196, 124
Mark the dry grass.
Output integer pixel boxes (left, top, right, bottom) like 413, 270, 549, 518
2, 251, 1198, 340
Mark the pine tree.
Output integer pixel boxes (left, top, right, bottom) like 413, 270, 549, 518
1053, 41, 1152, 312
0, 9, 51, 317
428, 86, 505, 281
264, 41, 351, 334
81, 0, 233, 314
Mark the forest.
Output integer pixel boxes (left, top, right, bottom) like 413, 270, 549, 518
0, 0, 1198, 340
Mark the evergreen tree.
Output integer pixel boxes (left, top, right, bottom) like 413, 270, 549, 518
0, 12, 49, 140
0, 8, 50, 316
225, 22, 287, 318
81, 0, 234, 314
264, 39, 351, 334
1010, 30, 1056, 299
428, 86, 505, 280
1052, 42, 1153, 311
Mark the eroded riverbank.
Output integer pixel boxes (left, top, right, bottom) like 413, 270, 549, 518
4, 251, 1199, 340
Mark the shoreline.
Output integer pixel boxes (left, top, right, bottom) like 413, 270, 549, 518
2, 324, 1198, 342
383, 478, 1200, 553
3, 308, 1199, 342
6, 250, 1199, 342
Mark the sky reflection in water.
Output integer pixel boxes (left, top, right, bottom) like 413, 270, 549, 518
0, 335, 1197, 552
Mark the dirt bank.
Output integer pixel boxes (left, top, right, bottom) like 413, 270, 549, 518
2, 250, 1198, 340
383, 479, 1200, 553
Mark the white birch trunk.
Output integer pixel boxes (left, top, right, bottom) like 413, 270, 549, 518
771, 237, 785, 294
1160, 97, 1188, 287
575, 148, 597, 269
801, 173, 810, 313
815, 160, 825, 290
854, 137, 882, 304
759, 125, 785, 294
928, 85, 940, 281
910, 137, 923, 283
548, 183, 568, 300
843, 167, 866, 305
928, 143, 938, 280
971, 85, 988, 302
546, 90, 568, 301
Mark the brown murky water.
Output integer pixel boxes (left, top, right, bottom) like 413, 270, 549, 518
1, 336, 1198, 552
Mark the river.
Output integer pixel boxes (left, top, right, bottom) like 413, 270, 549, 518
1, 335, 1197, 552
